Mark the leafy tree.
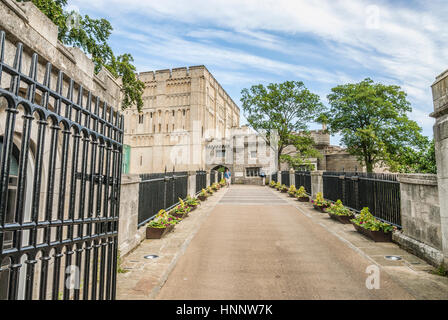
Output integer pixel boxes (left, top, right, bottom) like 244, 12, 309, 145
240, 81, 325, 170
31, 0, 144, 111
324, 78, 431, 173
392, 138, 437, 174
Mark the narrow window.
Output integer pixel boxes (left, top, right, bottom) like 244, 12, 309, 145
183, 109, 186, 116
138, 114, 144, 124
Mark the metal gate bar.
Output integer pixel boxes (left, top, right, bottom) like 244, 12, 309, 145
0, 31, 123, 300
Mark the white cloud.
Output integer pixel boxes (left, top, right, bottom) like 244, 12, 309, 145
71, 0, 447, 138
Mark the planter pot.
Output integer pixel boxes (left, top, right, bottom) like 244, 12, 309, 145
198, 195, 207, 201
172, 212, 188, 219
288, 193, 296, 198
189, 205, 198, 211
313, 204, 327, 213
281, 189, 288, 193
328, 212, 355, 224
297, 196, 309, 202
146, 224, 174, 239
351, 222, 392, 242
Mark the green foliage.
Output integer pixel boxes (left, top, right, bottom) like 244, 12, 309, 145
351, 207, 395, 233
311, 192, 330, 207
325, 200, 353, 217
241, 81, 325, 169
392, 138, 437, 174
32, 0, 144, 111
295, 186, 307, 198
325, 78, 429, 173
185, 196, 200, 207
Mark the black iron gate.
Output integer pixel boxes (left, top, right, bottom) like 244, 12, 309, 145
0, 32, 123, 300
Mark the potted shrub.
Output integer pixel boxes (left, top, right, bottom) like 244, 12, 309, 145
170, 198, 191, 219
211, 183, 219, 191
220, 178, 226, 187
198, 189, 208, 201
275, 182, 281, 190
146, 209, 179, 239
296, 186, 310, 202
311, 192, 330, 212
269, 181, 276, 188
287, 185, 297, 197
280, 184, 288, 193
185, 196, 200, 211
325, 200, 355, 224
350, 207, 396, 242
206, 186, 214, 195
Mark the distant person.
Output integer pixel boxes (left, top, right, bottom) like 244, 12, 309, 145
224, 169, 231, 187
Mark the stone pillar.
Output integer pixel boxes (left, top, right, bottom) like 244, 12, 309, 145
394, 174, 443, 266
206, 171, 211, 187
187, 171, 197, 197
118, 174, 144, 257
311, 170, 324, 199
431, 70, 448, 265
290, 169, 295, 187
278, 171, 282, 185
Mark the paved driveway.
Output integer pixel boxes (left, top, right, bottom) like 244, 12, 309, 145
156, 185, 415, 300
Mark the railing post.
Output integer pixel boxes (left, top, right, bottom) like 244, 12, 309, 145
340, 173, 346, 205
206, 170, 210, 187
163, 167, 168, 209
187, 171, 196, 197
290, 168, 295, 187
311, 170, 324, 199
278, 171, 282, 185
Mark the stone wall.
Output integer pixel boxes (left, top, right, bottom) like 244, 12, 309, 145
393, 174, 444, 266
118, 175, 145, 257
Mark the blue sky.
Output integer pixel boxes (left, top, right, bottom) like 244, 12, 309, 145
70, 0, 448, 145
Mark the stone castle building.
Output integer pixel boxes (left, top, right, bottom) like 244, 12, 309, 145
123, 66, 365, 176
123, 66, 240, 173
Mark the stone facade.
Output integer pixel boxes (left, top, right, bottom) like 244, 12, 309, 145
123, 66, 240, 174
431, 68, 448, 266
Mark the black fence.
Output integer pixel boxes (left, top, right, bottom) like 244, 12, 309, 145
323, 172, 401, 227
210, 170, 216, 184
0, 31, 123, 300
281, 171, 290, 186
271, 173, 278, 183
295, 171, 311, 195
195, 170, 207, 193
138, 171, 188, 227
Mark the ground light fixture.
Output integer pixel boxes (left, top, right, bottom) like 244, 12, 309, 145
384, 256, 402, 261
144, 255, 159, 260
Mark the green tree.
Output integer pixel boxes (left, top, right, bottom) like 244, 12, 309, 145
240, 81, 325, 170
31, 0, 144, 111
324, 78, 430, 173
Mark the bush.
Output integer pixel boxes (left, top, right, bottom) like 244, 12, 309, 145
325, 200, 353, 216
351, 207, 395, 233
296, 186, 307, 198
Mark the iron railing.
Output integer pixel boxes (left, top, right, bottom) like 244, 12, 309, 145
195, 170, 206, 193
281, 171, 290, 186
210, 170, 216, 184
0, 31, 123, 300
271, 173, 278, 183
322, 172, 401, 227
295, 171, 311, 195
138, 171, 188, 227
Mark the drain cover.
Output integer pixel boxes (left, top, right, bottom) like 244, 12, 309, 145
385, 255, 402, 261
144, 255, 159, 260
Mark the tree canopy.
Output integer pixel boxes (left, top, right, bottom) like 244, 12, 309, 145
240, 81, 325, 170
324, 78, 433, 173
31, 0, 144, 111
